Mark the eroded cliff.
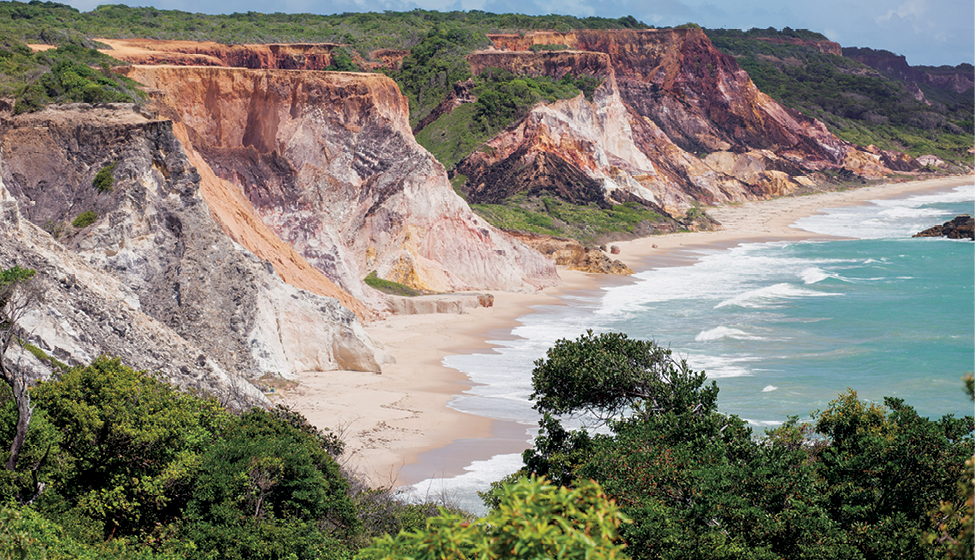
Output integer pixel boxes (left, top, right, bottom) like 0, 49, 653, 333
1, 104, 390, 385
458, 29, 906, 215
124, 66, 559, 297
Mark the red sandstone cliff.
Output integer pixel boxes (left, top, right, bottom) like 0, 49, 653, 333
456, 29, 905, 214
125, 66, 559, 303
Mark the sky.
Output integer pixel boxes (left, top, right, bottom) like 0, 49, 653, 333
62, 0, 974, 66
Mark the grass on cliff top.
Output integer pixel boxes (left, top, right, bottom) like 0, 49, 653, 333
471, 195, 668, 245
364, 271, 424, 297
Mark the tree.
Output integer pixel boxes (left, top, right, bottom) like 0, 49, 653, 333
0, 266, 40, 476
925, 374, 975, 560
183, 408, 359, 560
530, 330, 718, 423
29, 357, 229, 540
358, 476, 631, 560
814, 390, 974, 560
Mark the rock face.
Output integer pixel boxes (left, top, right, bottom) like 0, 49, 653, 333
843, 48, 975, 94
458, 29, 908, 216
913, 215, 974, 240
1, 104, 390, 385
99, 39, 339, 69
124, 66, 559, 298
1, 177, 265, 407
508, 232, 633, 275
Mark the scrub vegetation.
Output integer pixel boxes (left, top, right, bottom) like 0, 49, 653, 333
706, 28, 973, 162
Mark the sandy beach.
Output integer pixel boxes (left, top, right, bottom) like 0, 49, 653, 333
273, 174, 973, 487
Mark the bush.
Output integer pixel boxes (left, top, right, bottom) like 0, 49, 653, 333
357, 476, 630, 560
92, 161, 116, 193
70, 210, 97, 228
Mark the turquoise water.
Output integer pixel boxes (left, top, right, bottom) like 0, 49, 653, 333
409, 183, 974, 508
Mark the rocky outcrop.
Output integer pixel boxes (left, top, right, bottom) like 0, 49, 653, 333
385, 293, 494, 315
843, 47, 975, 94
1, 104, 390, 383
368, 49, 409, 71
123, 66, 559, 298
98, 38, 339, 69
508, 232, 632, 275
913, 215, 974, 240
467, 50, 612, 80
1, 177, 265, 407
456, 73, 741, 215
753, 37, 842, 56
459, 29, 908, 216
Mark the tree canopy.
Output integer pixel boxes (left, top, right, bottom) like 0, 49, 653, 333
530, 330, 718, 422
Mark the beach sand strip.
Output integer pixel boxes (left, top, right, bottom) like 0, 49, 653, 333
274, 175, 973, 487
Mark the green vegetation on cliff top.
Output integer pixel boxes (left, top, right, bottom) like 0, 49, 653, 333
706, 29, 973, 162
0, 38, 144, 112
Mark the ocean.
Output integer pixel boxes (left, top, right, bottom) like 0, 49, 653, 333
408, 183, 975, 511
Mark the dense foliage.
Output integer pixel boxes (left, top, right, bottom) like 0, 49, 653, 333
358, 476, 631, 560
0, 357, 451, 559
0, 2, 645, 51
706, 28, 974, 162
0, 38, 144, 112
510, 331, 975, 560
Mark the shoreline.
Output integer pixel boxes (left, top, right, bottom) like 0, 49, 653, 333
275, 174, 973, 487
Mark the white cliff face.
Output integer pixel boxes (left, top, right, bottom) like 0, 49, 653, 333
1, 105, 390, 389
126, 67, 560, 297
527, 79, 663, 205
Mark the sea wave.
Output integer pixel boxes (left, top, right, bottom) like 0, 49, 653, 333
794, 184, 975, 239
688, 354, 756, 378
694, 326, 763, 342
799, 266, 844, 284
715, 283, 843, 309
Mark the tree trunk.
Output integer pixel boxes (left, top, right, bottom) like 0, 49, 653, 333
5, 376, 32, 471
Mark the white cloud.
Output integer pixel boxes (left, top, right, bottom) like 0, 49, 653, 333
876, 0, 927, 24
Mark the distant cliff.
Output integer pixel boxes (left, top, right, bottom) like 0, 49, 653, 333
99, 38, 339, 69
454, 29, 904, 217
843, 47, 975, 94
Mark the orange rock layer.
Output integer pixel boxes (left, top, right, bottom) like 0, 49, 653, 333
99, 38, 339, 69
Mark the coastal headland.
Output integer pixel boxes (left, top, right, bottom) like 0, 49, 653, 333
274, 174, 974, 487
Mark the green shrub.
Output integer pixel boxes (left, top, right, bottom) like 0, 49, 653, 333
71, 210, 97, 228
363, 271, 424, 297
92, 161, 116, 192
357, 476, 630, 560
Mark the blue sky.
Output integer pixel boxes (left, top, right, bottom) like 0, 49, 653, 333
64, 0, 974, 66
